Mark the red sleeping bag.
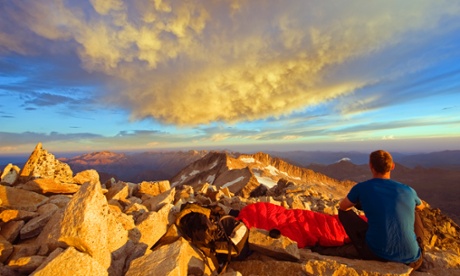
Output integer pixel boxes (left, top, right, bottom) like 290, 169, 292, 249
237, 202, 364, 248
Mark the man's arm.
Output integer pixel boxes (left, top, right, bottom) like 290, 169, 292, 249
339, 197, 356, 211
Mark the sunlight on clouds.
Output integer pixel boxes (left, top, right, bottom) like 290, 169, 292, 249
210, 133, 231, 142
282, 135, 301, 141
382, 135, 396, 140
2, 0, 460, 126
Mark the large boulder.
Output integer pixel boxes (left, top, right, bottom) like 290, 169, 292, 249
0, 186, 48, 211
17, 178, 80, 194
125, 237, 211, 276
58, 181, 111, 269
19, 142, 73, 183
1, 163, 20, 185
134, 203, 173, 252
32, 247, 108, 276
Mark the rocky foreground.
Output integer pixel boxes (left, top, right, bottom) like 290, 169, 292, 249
1, 143, 460, 276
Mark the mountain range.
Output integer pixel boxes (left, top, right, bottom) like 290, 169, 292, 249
1, 149, 459, 224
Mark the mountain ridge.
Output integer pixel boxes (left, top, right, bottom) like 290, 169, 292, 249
2, 149, 459, 223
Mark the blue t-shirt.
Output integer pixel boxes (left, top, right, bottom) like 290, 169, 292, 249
347, 178, 422, 263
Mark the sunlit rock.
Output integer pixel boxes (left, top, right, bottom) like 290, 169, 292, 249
58, 181, 111, 269
18, 178, 80, 194
0, 186, 48, 211
1, 163, 20, 185
32, 247, 108, 276
125, 237, 209, 276
19, 143, 73, 183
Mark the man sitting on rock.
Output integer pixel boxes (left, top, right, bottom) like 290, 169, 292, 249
313, 150, 425, 270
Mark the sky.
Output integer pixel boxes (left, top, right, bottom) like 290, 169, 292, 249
1, 0, 460, 155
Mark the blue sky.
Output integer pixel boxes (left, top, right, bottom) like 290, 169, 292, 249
1, 0, 460, 155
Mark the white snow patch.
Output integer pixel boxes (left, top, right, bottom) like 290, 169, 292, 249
179, 174, 188, 183
206, 174, 216, 183
209, 160, 219, 169
266, 165, 279, 176
189, 170, 200, 176
222, 176, 245, 188
254, 172, 278, 188
336, 157, 351, 163
240, 157, 255, 163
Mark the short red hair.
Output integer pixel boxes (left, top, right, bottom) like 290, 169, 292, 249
369, 150, 393, 174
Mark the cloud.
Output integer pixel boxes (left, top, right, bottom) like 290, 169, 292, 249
1, 1, 460, 126
24, 92, 78, 107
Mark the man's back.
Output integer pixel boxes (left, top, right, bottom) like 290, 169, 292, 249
348, 178, 421, 263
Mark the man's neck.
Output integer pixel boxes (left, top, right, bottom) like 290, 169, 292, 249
373, 172, 391, 179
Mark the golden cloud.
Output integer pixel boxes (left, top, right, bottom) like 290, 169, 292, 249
3, 0, 459, 125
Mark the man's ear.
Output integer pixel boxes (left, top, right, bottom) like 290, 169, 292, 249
390, 163, 395, 171
369, 162, 376, 174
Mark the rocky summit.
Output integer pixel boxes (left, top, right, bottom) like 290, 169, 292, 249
0, 143, 459, 276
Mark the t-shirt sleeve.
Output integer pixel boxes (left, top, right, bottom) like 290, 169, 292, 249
414, 191, 422, 206
407, 186, 422, 206
347, 184, 360, 204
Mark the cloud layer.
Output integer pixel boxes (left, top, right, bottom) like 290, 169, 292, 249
2, 0, 459, 126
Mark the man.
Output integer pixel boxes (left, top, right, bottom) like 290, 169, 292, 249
314, 150, 425, 270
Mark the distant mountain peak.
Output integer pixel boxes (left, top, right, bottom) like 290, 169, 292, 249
170, 151, 354, 199
336, 157, 352, 163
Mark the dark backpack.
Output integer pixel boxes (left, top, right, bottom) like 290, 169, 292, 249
175, 203, 249, 273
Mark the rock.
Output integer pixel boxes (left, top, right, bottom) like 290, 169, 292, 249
7, 240, 39, 262
0, 209, 38, 223
31, 247, 63, 274
154, 223, 181, 248
136, 180, 171, 198
0, 186, 48, 211
8, 255, 47, 275
248, 228, 300, 261
0, 262, 21, 276
228, 254, 305, 276
1, 163, 20, 185
125, 237, 210, 276
31, 247, 108, 276
106, 210, 129, 254
18, 178, 80, 194
109, 241, 135, 276
20, 204, 59, 239
34, 209, 64, 256
106, 181, 129, 201
0, 234, 13, 263
135, 203, 173, 252
300, 249, 414, 276
0, 220, 24, 243
73, 169, 100, 185
58, 181, 111, 269
19, 143, 73, 183
124, 202, 149, 222
142, 187, 176, 212
47, 194, 72, 208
